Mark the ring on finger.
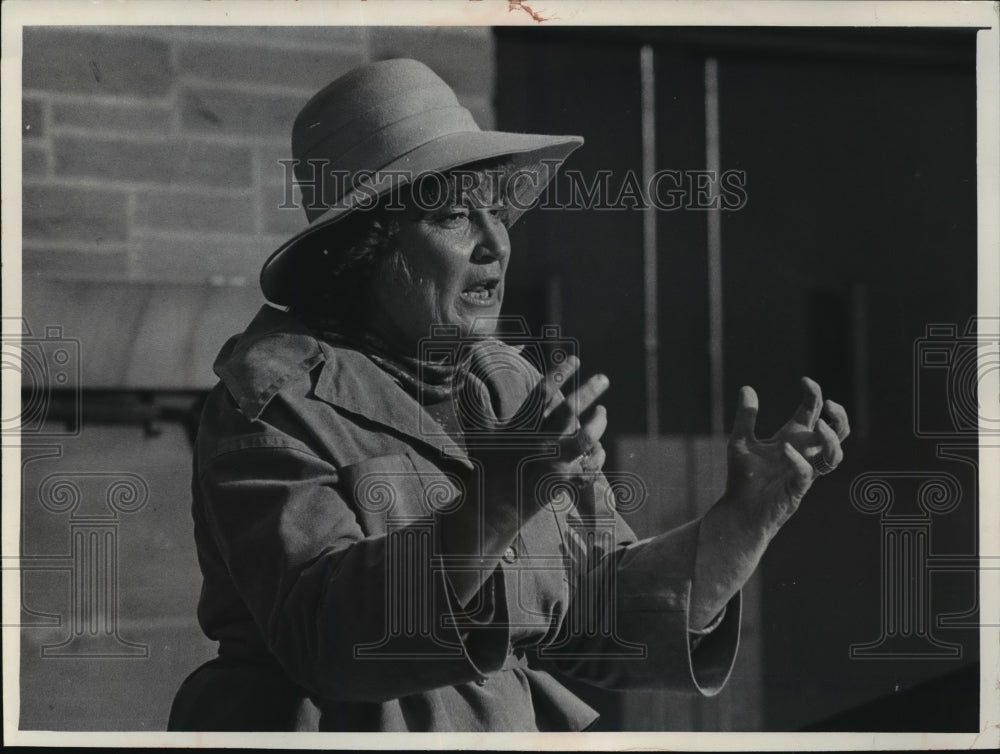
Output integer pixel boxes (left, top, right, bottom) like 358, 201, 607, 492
569, 427, 594, 465
810, 454, 836, 475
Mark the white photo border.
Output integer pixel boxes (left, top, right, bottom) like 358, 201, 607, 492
2, 0, 997, 749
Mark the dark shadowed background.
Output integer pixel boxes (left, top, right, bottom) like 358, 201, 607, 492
17, 25, 979, 731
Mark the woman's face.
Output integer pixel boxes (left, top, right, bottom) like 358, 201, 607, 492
370, 200, 511, 350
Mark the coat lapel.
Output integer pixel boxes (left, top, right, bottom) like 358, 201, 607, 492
312, 340, 473, 469
213, 304, 473, 468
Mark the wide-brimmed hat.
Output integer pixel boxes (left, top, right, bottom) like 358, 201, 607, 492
259, 58, 583, 306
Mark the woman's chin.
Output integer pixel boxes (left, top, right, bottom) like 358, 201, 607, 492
451, 314, 501, 339
451, 301, 502, 337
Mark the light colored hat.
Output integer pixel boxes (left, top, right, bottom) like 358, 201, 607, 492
259, 58, 583, 306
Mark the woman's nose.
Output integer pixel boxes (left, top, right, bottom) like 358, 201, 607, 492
471, 213, 510, 263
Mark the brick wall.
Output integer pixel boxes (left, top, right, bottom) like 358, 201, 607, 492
20, 26, 496, 389
22, 26, 496, 287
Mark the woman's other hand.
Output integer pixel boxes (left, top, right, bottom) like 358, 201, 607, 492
688, 377, 850, 629
723, 377, 850, 541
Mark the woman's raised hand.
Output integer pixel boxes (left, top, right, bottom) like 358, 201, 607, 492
724, 377, 850, 539
684, 378, 849, 628
461, 348, 611, 509
535, 354, 611, 482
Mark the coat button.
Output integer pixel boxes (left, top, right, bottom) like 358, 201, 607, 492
476, 677, 488, 686
502, 546, 517, 563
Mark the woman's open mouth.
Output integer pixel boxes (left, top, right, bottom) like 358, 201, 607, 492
459, 279, 501, 306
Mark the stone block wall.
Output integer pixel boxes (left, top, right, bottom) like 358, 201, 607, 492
22, 26, 496, 287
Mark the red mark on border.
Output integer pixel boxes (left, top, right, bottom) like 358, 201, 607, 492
509, 0, 552, 23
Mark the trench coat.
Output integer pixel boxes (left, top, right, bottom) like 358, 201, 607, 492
168, 304, 741, 732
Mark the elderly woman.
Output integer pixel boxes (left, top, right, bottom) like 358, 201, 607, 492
168, 59, 849, 732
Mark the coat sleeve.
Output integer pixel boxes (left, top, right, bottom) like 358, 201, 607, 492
537, 473, 741, 695
197, 433, 512, 704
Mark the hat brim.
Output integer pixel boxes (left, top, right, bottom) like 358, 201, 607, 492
259, 130, 583, 306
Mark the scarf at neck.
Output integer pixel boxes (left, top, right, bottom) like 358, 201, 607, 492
300, 315, 527, 437
301, 315, 457, 403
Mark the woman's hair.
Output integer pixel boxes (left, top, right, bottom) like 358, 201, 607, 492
291, 157, 516, 324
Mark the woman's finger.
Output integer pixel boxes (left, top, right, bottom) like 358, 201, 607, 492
579, 443, 606, 473
822, 399, 851, 441
558, 405, 606, 466
547, 373, 610, 432
574, 404, 608, 453
813, 417, 844, 472
566, 373, 610, 419
790, 376, 823, 429
783, 441, 814, 498
730, 385, 759, 445
539, 355, 580, 420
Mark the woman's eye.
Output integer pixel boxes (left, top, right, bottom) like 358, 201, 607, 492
437, 211, 469, 227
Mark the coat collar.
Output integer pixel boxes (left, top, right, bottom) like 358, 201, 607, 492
213, 305, 472, 467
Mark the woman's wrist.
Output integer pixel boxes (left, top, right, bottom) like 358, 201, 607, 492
689, 495, 770, 630
716, 487, 786, 545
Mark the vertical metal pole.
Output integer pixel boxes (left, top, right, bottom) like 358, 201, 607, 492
640, 45, 659, 438
704, 58, 725, 436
